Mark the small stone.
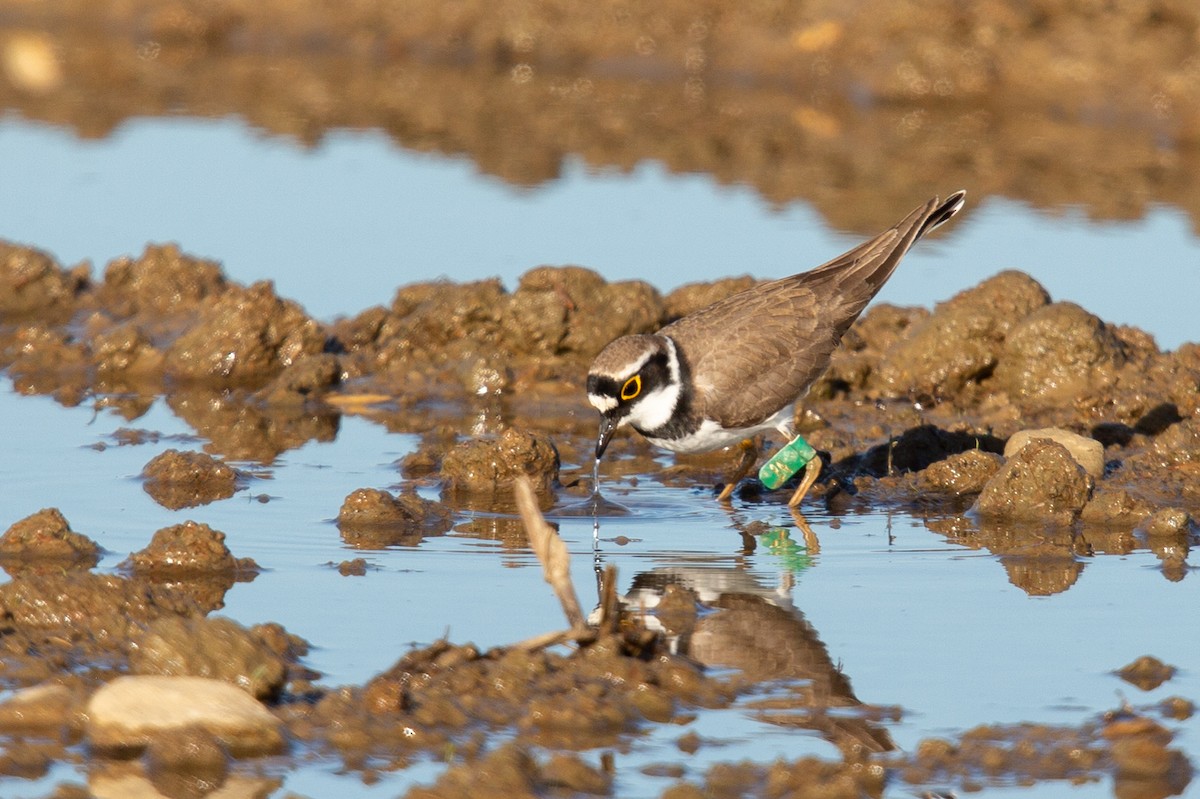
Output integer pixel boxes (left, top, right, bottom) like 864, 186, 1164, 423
1004, 428, 1105, 478
86, 676, 284, 757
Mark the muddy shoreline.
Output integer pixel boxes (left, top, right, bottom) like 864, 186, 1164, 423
1, 235, 1197, 796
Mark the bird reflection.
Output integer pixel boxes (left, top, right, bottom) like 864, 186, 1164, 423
594, 522, 894, 758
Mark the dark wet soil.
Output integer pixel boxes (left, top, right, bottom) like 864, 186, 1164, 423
2, 3, 1200, 796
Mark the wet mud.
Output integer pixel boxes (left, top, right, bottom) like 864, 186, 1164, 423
1, 233, 1197, 796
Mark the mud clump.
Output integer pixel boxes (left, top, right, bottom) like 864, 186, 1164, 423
972, 439, 1094, 525
141, 449, 240, 509
0, 507, 101, 569
1081, 489, 1155, 529
0, 242, 86, 317
1150, 418, 1200, 465
993, 302, 1127, 411
122, 521, 258, 577
99, 243, 228, 316
253, 352, 341, 405
440, 428, 560, 502
503, 266, 663, 357
874, 271, 1050, 400
128, 616, 288, 700
164, 281, 325, 385
89, 320, 165, 377
1116, 655, 1177, 691
371, 266, 664, 378
1103, 714, 1192, 789
0, 571, 201, 688
290, 630, 732, 770
917, 449, 1003, 496
1135, 508, 1194, 539
336, 488, 453, 548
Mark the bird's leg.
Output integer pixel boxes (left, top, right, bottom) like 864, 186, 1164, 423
786, 456, 822, 508
717, 437, 760, 501
759, 434, 820, 505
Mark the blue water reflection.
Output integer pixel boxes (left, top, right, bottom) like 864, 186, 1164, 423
2, 116, 1197, 348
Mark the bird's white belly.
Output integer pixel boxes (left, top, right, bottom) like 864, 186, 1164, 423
645, 406, 794, 454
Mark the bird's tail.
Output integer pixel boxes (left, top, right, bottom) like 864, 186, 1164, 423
916, 190, 967, 240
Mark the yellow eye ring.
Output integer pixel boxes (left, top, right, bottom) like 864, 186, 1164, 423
620, 375, 642, 401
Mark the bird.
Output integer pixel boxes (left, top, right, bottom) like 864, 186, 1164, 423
586, 190, 966, 505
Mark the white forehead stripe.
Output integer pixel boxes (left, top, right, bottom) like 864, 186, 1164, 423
588, 393, 618, 413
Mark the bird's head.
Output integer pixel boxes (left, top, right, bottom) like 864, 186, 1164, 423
586, 334, 681, 460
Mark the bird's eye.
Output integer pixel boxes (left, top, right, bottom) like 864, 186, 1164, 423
620, 375, 642, 401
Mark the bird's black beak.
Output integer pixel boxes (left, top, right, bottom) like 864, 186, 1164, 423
595, 415, 619, 460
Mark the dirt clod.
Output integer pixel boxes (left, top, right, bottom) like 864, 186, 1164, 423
141, 449, 240, 509
917, 449, 1003, 496
0, 507, 101, 568
993, 302, 1126, 410
874, 271, 1050, 399
972, 439, 1094, 525
123, 521, 258, 577
1116, 656, 1177, 691
129, 616, 288, 700
440, 428, 560, 501
336, 489, 453, 548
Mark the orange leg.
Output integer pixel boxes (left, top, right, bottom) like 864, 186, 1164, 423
717, 438, 759, 502
786, 456, 822, 508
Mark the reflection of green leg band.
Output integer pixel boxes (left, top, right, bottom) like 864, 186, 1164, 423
758, 435, 817, 490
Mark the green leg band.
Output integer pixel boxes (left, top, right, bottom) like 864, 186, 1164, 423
758, 435, 817, 490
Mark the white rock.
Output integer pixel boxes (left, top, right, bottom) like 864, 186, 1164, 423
1004, 428, 1105, 478
86, 676, 283, 756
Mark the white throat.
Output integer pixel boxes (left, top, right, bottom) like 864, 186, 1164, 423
623, 336, 682, 433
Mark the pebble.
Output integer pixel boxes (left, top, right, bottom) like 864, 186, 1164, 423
1004, 427, 1105, 478
86, 676, 284, 756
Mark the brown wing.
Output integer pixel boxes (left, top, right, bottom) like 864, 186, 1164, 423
662, 192, 964, 429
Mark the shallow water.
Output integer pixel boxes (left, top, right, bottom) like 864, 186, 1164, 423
2, 113, 1199, 797
2, 381, 1198, 797
2, 117, 1199, 349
